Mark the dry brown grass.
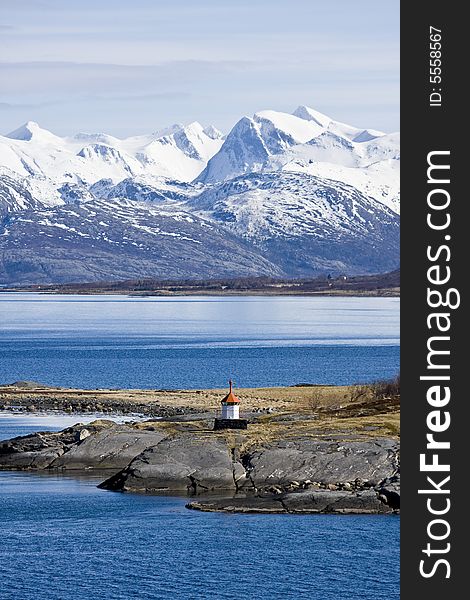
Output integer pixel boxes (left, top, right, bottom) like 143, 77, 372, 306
135, 392, 400, 451
1, 382, 400, 445
0, 383, 369, 413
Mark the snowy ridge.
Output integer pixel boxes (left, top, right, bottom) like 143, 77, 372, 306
198, 106, 399, 209
0, 120, 224, 184
0, 105, 400, 284
190, 171, 399, 275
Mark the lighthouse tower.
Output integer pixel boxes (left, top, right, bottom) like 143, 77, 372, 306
214, 380, 248, 430
221, 380, 240, 420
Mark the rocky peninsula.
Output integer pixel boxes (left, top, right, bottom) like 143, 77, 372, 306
0, 382, 400, 514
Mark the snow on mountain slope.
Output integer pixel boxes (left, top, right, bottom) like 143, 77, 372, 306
0, 105, 400, 284
140, 122, 223, 181
0, 130, 136, 184
173, 122, 223, 160
0, 167, 63, 218
0, 198, 282, 284
1, 107, 398, 208
303, 131, 359, 167
71, 132, 121, 146
196, 117, 269, 183
0, 169, 43, 218
360, 132, 400, 162
203, 125, 223, 140
280, 158, 400, 215
254, 110, 324, 148
0, 120, 223, 185
293, 105, 384, 142
285, 127, 398, 169
292, 105, 332, 129
190, 171, 399, 276
91, 175, 199, 203
6, 121, 63, 144
198, 109, 327, 183
197, 105, 399, 211
76, 144, 143, 178
0, 141, 31, 177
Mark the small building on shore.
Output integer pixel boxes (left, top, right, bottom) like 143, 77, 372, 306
214, 380, 248, 430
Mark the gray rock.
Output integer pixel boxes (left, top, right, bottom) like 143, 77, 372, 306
99, 435, 399, 496
0, 422, 166, 472
0, 446, 65, 469
187, 496, 286, 513
280, 488, 393, 514
50, 426, 167, 470
1, 419, 400, 512
246, 440, 398, 488
0, 427, 82, 469
233, 461, 248, 487
186, 488, 396, 514
100, 435, 241, 493
377, 474, 400, 509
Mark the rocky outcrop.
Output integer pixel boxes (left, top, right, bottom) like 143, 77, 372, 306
0, 423, 99, 469
187, 488, 396, 514
245, 439, 399, 489
280, 488, 393, 513
99, 436, 399, 501
0, 388, 205, 418
50, 426, 167, 470
100, 436, 241, 493
0, 421, 400, 513
187, 496, 287, 513
0, 421, 167, 471
376, 474, 401, 510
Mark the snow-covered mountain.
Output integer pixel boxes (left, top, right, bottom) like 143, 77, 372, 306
0, 198, 282, 284
0, 120, 224, 184
0, 106, 399, 284
191, 171, 399, 276
197, 106, 399, 204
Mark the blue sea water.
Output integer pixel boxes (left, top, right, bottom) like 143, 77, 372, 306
0, 294, 399, 388
0, 294, 400, 598
0, 469, 400, 600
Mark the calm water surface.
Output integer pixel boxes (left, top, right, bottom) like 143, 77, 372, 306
0, 293, 399, 388
0, 467, 400, 600
0, 295, 400, 599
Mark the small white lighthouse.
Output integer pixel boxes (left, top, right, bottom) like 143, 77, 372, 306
214, 380, 247, 430
221, 379, 240, 419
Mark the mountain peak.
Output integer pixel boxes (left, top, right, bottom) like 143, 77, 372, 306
195, 116, 268, 184
150, 123, 184, 139
6, 121, 40, 140
72, 132, 120, 145
203, 125, 223, 140
181, 121, 206, 135
5, 121, 59, 143
292, 106, 332, 129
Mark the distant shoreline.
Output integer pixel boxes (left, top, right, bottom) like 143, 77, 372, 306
0, 289, 400, 297
0, 269, 400, 298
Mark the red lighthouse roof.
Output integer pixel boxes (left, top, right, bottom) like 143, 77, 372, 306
222, 380, 240, 405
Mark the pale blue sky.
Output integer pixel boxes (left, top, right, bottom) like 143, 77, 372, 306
0, 0, 399, 137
